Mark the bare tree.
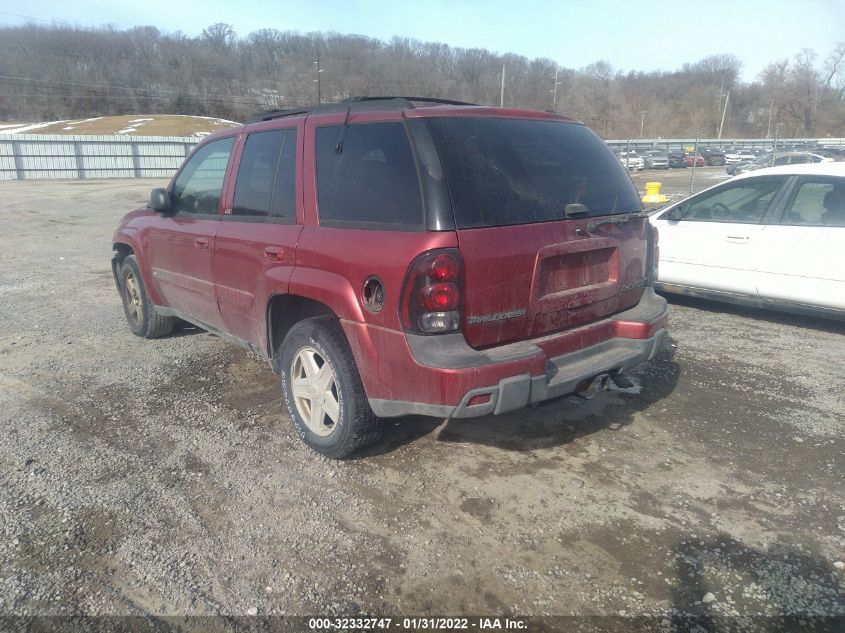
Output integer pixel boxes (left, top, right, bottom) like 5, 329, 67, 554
0, 22, 842, 138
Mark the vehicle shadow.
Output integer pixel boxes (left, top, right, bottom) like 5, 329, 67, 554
665, 294, 845, 335
168, 321, 210, 338
365, 336, 681, 456
669, 534, 844, 632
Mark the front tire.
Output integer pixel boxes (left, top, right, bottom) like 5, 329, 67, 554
279, 318, 382, 458
119, 255, 175, 339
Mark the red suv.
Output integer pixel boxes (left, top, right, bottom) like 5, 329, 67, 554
113, 97, 668, 457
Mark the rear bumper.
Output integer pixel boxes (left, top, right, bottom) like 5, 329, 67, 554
347, 288, 668, 419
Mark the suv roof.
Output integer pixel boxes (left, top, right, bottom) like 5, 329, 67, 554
245, 96, 478, 123
242, 96, 580, 127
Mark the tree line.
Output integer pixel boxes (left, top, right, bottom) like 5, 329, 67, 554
1, 22, 843, 139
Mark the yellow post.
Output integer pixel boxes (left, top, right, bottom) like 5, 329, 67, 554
642, 181, 669, 204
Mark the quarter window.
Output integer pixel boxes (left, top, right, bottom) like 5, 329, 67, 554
171, 137, 234, 215
676, 177, 786, 223
315, 123, 423, 227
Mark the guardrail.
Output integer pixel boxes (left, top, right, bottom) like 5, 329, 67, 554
1, 134, 843, 181
0, 134, 199, 180
605, 137, 845, 151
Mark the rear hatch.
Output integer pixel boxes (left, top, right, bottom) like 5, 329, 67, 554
424, 116, 649, 348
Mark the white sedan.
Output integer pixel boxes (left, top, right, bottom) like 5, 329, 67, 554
617, 151, 644, 171
650, 162, 845, 319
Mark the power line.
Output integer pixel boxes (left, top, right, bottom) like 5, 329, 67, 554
0, 11, 57, 23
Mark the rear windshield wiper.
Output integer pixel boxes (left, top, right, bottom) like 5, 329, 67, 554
579, 211, 649, 235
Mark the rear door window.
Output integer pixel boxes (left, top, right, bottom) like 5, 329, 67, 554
424, 118, 641, 229
779, 178, 845, 226
232, 129, 297, 220
315, 122, 423, 228
271, 129, 297, 219
233, 130, 286, 217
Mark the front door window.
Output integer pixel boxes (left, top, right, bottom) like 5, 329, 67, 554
171, 137, 235, 215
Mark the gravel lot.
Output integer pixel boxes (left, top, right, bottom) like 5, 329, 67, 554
630, 164, 732, 203
1, 178, 843, 630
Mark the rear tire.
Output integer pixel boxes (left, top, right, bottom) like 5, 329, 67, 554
119, 255, 175, 339
279, 318, 382, 458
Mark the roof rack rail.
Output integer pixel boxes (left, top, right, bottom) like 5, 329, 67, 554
341, 96, 478, 107
245, 108, 310, 124
245, 96, 477, 124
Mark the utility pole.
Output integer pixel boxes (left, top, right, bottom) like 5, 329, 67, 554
771, 124, 779, 165
718, 91, 729, 140
500, 64, 505, 107
689, 134, 700, 195
639, 111, 647, 138
313, 40, 323, 103
766, 100, 773, 139
551, 68, 561, 111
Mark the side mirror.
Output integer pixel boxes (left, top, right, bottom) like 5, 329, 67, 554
149, 188, 172, 213
665, 207, 684, 221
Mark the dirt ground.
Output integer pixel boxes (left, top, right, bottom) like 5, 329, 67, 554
630, 165, 732, 204
0, 178, 843, 631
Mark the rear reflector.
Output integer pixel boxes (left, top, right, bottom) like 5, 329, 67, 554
467, 393, 492, 407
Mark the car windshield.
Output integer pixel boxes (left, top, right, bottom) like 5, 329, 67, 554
425, 117, 642, 228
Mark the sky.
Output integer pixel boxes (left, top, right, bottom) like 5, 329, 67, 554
1, 0, 843, 82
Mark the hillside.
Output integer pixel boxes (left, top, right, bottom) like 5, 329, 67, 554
0, 114, 241, 137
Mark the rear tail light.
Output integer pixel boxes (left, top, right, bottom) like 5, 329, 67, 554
400, 249, 463, 334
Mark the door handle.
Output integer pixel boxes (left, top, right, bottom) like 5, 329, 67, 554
725, 235, 749, 243
264, 246, 285, 262
194, 237, 210, 250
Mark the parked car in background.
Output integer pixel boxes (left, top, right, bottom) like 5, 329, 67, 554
112, 97, 667, 457
617, 150, 645, 171
700, 148, 726, 166
735, 149, 756, 162
650, 162, 845, 319
819, 146, 845, 156
728, 153, 773, 175
643, 150, 669, 169
723, 148, 744, 164
667, 150, 687, 168
734, 152, 833, 175
813, 148, 845, 161
684, 152, 705, 167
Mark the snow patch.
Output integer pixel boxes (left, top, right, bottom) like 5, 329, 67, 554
1, 120, 69, 134
116, 127, 138, 135
171, 114, 241, 126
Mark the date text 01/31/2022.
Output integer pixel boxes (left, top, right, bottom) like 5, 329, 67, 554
307, 617, 528, 630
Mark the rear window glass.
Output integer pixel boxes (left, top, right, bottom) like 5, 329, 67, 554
425, 118, 642, 229
315, 122, 423, 227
